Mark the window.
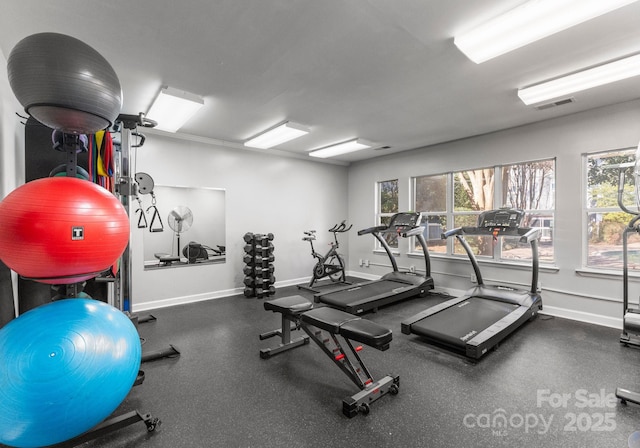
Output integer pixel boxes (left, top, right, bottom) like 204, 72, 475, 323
501, 160, 555, 262
377, 179, 398, 248
585, 148, 638, 270
412, 159, 555, 263
453, 168, 495, 257
414, 174, 447, 253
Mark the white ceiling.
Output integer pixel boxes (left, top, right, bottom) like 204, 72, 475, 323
1, 0, 640, 163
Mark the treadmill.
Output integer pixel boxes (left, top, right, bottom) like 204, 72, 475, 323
314, 212, 434, 315
401, 208, 542, 360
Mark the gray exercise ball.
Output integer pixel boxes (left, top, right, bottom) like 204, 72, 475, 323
7, 32, 122, 134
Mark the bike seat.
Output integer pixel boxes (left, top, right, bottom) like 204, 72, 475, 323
302, 235, 316, 241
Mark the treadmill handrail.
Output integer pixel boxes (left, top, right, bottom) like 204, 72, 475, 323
442, 227, 463, 239
442, 226, 538, 239
395, 226, 425, 238
415, 232, 431, 277
519, 228, 541, 243
373, 232, 399, 272
442, 225, 540, 295
358, 225, 387, 236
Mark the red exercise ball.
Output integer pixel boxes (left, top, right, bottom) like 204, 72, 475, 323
0, 177, 129, 284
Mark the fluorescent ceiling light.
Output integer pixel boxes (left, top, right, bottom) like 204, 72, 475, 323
454, 0, 640, 63
309, 139, 372, 159
518, 53, 640, 105
244, 122, 309, 149
146, 87, 204, 133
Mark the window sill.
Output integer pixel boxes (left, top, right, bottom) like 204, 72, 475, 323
575, 267, 640, 280
373, 249, 400, 257
408, 252, 559, 273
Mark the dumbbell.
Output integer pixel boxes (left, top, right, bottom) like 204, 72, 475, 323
262, 243, 275, 253
244, 243, 258, 255
258, 254, 275, 264
244, 277, 267, 288
243, 232, 254, 243
260, 275, 276, 285
254, 265, 274, 275
244, 253, 273, 265
243, 287, 255, 298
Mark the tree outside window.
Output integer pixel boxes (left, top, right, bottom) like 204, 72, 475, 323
586, 149, 639, 270
378, 179, 398, 248
414, 174, 447, 253
501, 160, 555, 263
411, 158, 555, 263
454, 168, 495, 257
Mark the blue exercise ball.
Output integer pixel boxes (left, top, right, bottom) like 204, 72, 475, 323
7, 32, 122, 134
0, 299, 141, 447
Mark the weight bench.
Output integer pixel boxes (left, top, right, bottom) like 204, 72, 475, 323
259, 295, 399, 418
153, 252, 180, 266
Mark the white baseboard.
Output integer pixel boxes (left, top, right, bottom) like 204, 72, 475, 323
540, 305, 622, 330
432, 286, 623, 330
132, 276, 316, 312
345, 270, 380, 281
132, 278, 623, 331
132, 288, 240, 313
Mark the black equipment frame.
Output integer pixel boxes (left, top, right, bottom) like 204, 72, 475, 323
613, 165, 640, 406
314, 212, 434, 314
298, 220, 352, 292
402, 208, 542, 360
260, 296, 399, 417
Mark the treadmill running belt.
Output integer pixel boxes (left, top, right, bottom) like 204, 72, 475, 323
320, 280, 408, 307
409, 297, 519, 350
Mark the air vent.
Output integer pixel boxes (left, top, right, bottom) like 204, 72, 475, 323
374, 145, 391, 151
535, 97, 575, 110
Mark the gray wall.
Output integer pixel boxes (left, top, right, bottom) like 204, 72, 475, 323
2, 45, 640, 328
130, 132, 349, 309
347, 99, 640, 328
0, 46, 350, 311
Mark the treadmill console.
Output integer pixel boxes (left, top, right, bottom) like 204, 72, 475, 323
388, 212, 421, 230
477, 208, 525, 229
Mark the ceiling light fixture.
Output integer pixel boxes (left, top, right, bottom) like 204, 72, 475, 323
518, 53, 640, 105
244, 122, 310, 149
146, 87, 204, 133
309, 139, 372, 159
454, 0, 640, 64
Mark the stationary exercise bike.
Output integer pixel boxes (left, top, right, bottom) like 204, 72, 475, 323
299, 221, 352, 292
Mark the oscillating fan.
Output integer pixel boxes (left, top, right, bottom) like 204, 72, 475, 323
167, 206, 193, 257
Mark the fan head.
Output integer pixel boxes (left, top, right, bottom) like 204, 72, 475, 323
168, 206, 193, 233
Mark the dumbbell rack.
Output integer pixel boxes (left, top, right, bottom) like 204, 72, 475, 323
243, 232, 276, 299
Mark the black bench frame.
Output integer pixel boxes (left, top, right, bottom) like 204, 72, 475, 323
260, 295, 399, 417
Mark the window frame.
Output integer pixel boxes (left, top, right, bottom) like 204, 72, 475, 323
376, 178, 399, 249
583, 147, 637, 272
411, 157, 556, 264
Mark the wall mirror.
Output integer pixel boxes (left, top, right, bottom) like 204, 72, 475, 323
142, 185, 226, 269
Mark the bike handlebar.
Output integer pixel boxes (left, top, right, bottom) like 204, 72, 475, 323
329, 220, 352, 233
